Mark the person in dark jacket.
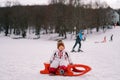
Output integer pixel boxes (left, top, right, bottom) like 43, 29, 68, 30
110, 34, 113, 41
71, 31, 84, 52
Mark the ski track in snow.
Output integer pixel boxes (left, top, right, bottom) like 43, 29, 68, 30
0, 27, 120, 80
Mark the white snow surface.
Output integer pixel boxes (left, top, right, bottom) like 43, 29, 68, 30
0, 27, 120, 80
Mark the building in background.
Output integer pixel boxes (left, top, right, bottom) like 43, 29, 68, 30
111, 10, 119, 26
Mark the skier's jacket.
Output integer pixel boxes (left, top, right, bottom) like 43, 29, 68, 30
50, 49, 72, 64
76, 31, 83, 42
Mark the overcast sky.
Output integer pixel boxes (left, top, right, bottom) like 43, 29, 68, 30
0, 0, 120, 9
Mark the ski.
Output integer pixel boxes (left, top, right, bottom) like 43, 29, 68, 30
71, 50, 84, 53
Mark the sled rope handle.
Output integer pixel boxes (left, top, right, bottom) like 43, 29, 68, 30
66, 64, 91, 76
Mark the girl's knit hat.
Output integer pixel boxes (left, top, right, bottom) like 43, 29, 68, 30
57, 40, 65, 49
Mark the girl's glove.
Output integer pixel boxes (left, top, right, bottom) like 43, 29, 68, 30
50, 60, 52, 64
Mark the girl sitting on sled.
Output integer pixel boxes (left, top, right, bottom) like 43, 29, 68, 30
49, 40, 73, 75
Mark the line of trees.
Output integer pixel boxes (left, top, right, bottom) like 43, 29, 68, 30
0, 0, 114, 38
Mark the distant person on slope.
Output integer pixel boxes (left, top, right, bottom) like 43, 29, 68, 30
110, 34, 113, 41
49, 40, 73, 75
101, 36, 106, 43
71, 30, 84, 52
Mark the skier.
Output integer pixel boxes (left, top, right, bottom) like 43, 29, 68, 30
110, 34, 113, 41
49, 41, 73, 75
71, 30, 84, 52
101, 36, 106, 43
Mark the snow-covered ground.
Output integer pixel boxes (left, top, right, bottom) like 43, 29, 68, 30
0, 27, 120, 80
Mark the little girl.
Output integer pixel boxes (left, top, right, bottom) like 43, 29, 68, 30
49, 40, 73, 75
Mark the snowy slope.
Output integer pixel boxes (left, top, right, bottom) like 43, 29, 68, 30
0, 27, 120, 80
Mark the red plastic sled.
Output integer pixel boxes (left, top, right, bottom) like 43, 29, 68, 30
40, 63, 91, 76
